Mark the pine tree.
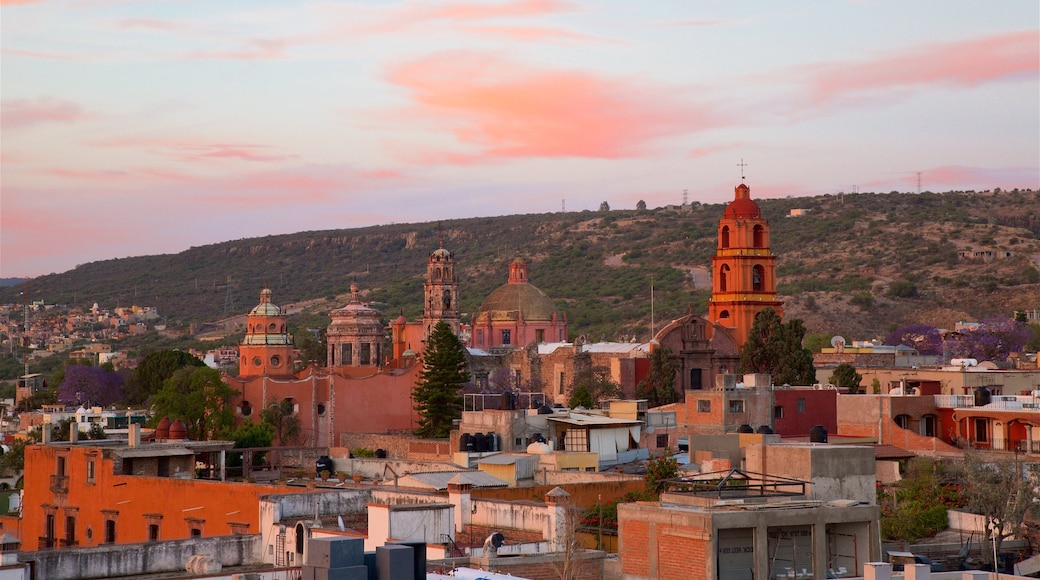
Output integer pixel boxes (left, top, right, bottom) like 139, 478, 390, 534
413, 321, 468, 438
738, 308, 816, 386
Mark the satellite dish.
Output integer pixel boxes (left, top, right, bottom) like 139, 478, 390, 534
830, 336, 846, 348
646, 425, 655, 434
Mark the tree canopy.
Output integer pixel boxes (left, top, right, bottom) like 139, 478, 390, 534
831, 363, 863, 393
413, 321, 468, 438
57, 365, 125, 407
738, 308, 816, 386
128, 349, 206, 405
151, 366, 237, 441
945, 317, 1033, 362
569, 366, 621, 409
885, 324, 943, 356
260, 398, 302, 446
637, 346, 681, 407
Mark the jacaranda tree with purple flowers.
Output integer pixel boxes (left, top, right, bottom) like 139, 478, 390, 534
946, 318, 1034, 362
884, 324, 943, 356
58, 365, 125, 407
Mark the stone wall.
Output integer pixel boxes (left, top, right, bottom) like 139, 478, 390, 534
21, 534, 261, 580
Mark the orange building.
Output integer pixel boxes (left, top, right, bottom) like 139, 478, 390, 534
11, 432, 292, 551
707, 183, 783, 349
238, 287, 295, 379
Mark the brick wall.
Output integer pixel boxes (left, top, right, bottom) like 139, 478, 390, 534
620, 519, 650, 577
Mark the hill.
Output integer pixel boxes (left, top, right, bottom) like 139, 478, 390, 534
2, 189, 1038, 344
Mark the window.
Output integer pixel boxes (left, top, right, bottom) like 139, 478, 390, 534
65, 515, 77, 546
774, 406, 784, 419
796, 398, 806, 413
514, 369, 522, 387
341, 343, 352, 366
721, 225, 730, 248
501, 330, 511, 345
894, 414, 910, 430
476, 330, 484, 346
360, 343, 371, 365
268, 323, 277, 331
719, 264, 730, 292
656, 434, 669, 448
86, 459, 96, 483
148, 524, 160, 542
252, 357, 262, 367
536, 329, 544, 343
559, 372, 566, 395
753, 224, 764, 248
729, 400, 745, 413
752, 265, 764, 292
975, 418, 988, 443
697, 400, 711, 413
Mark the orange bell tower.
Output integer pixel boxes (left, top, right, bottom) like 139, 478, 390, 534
238, 286, 295, 377
707, 183, 783, 348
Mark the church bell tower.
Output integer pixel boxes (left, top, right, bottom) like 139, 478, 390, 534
423, 242, 460, 339
707, 183, 783, 348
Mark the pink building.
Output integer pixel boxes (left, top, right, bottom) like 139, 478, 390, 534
471, 258, 567, 349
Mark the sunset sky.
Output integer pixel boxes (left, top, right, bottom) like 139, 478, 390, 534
2, 1, 1038, 278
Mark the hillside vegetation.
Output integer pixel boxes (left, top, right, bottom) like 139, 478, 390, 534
3, 189, 1038, 344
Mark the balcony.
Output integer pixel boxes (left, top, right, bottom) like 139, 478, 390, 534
38, 537, 55, 549
59, 538, 78, 547
49, 474, 69, 494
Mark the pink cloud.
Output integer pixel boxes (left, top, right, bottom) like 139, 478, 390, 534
93, 136, 297, 164
0, 0, 45, 5
112, 18, 187, 31
186, 38, 288, 61
384, 51, 728, 161
689, 142, 744, 158
1, 98, 90, 130
803, 30, 1038, 105
365, 0, 576, 33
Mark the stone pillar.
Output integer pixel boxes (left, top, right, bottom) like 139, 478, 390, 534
904, 563, 930, 580
864, 562, 892, 580
128, 423, 140, 447
753, 526, 769, 580
42, 423, 51, 444
447, 479, 472, 534
545, 486, 571, 552
69, 424, 79, 443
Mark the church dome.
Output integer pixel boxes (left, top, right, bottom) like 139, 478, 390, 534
723, 183, 761, 219
249, 287, 282, 316
430, 247, 452, 261
329, 284, 381, 320
476, 284, 560, 323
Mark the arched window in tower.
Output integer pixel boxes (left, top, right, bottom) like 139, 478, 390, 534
434, 268, 441, 280
752, 265, 764, 292
719, 264, 730, 292
443, 290, 451, 308
753, 224, 765, 248
721, 226, 730, 248
719, 310, 730, 320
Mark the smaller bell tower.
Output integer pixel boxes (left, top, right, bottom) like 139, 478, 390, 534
239, 286, 295, 377
423, 242, 460, 339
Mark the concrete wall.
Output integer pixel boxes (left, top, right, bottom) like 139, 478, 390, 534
744, 443, 877, 505
21, 534, 261, 580
472, 499, 548, 535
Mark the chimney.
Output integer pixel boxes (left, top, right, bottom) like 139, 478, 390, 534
70, 425, 79, 444
128, 423, 140, 448
447, 475, 473, 533
42, 423, 52, 445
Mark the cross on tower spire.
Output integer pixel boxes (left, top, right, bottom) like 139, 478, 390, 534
737, 158, 748, 182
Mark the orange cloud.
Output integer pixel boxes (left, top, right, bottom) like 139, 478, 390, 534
186, 38, 288, 61
93, 136, 297, 164
385, 51, 727, 161
0, 0, 45, 5
1, 98, 90, 130
803, 30, 1038, 105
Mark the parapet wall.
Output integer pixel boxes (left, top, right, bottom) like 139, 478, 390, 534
21, 534, 262, 580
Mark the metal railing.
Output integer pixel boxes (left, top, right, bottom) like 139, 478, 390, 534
49, 474, 69, 493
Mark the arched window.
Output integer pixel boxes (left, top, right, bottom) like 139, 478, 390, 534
721, 226, 730, 248
753, 224, 765, 248
894, 414, 911, 430
752, 265, 764, 292
434, 268, 441, 280
719, 264, 730, 292
719, 310, 730, 320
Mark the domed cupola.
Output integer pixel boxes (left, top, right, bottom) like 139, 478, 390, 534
327, 283, 385, 368
472, 258, 567, 349
239, 286, 295, 378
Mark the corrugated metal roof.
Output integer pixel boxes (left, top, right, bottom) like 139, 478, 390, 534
399, 470, 508, 490
547, 412, 641, 427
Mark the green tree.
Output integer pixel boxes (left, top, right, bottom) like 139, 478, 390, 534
636, 200, 647, 211
568, 385, 593, 409
637, 346, 681, 407
570, 366, 621, 408
230, 420, 275, 466
803, 332, 831, 353
260, 398, 302, 446
412, 321, 467, 438
0, 439, 28, 474
296, 328, 327, 368
831, 363, 863, 393
871, 377, 882, 394
644, 452, 679, 496
599, 201, 610, 212
954, 451, 1040, 567
128, 349, 205, 405
151, 366, 237, 441
738, 308, 816, 386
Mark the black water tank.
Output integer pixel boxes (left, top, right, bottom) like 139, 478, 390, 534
375, 448, 387, 459
756, 425, 774, 434
473, 432, 487, 452
737, 424, 754, 433
315, 455, 334, 476
809, 425, 828, 443
459, 433, 470, 452
975, 387, 992, 407
487, 432, 497, 452
537, 405, 553, 415
463, 433, 474, 452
